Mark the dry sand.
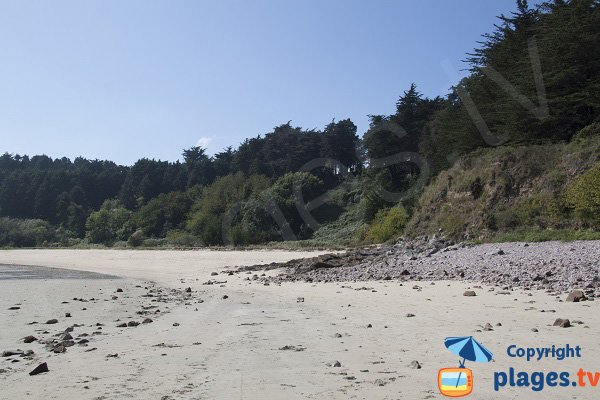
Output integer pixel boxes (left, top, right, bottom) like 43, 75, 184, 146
0, 249, 599, 399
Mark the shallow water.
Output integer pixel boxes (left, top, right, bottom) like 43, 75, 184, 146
0, 264, 119, 280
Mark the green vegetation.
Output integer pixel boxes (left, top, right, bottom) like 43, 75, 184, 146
362, 206, 409, 244
1, 1, 599, 247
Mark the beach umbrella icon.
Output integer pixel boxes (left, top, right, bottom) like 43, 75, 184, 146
444, 336, 493, 388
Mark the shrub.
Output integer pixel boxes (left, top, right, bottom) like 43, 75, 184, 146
564, 163, 600, 224
165, 229, 201, 247
0, 217, 55, 247
85, 199, 133, 245
363, 206, 408, 243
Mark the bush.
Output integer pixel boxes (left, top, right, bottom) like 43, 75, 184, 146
132, 191, 192, 237
85, 199, 133, 245
0, 217, 55, 247
186, 173, 270, 245
363, 206, 408, 243
564, 162, 600, 224
165, 230, 201, 247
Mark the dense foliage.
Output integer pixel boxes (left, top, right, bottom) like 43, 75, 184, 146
1, 1, 599, 247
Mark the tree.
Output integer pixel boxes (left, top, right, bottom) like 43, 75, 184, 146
85, 200, 132, 244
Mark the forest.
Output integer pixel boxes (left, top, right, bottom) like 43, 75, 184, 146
1, 0, 599, 247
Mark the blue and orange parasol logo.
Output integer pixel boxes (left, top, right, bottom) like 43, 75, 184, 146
438, 336, 493, 397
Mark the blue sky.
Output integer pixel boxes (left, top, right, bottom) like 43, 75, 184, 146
0, 0, 535, 165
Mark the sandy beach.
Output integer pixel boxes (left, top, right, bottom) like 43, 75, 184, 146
1, 248, 599, 399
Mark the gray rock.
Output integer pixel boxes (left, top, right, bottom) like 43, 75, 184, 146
566, 289, 586, 302
409, 360, 422, 369
2, 350, 24, 357
553, 318, 571, 328
29, 362, 49, 376
23, 336, 37, 344
46, 319, 58, 325
333, 361, 341, 367
463, 291, 477, 297
53, 345, 65, 354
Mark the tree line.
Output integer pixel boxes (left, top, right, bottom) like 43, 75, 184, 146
1, 0, 598, 247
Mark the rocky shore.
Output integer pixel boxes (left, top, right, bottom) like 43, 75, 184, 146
239, 238, 600, 298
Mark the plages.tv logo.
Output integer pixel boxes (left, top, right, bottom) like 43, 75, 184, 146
438, 336, 494, 397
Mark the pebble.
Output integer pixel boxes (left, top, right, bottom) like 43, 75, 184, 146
463, 291, 477, 297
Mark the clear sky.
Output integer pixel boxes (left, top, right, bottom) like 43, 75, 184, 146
0, 0, 536, 165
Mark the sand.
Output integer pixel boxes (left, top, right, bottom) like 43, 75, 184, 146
1, 249, 599, 399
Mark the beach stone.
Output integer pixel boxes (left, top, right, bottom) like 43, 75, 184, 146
531, 328, 539, 332
142, 318, 153, 324
483, 323, 494, 331
463, 291, 477, 297
172, 322, 180, 327
8, 306, 20, 310
61, 333, 73, 341
53, 345, 65, 354
553, 318, 571, 328
23, 336, 37, 344
406, 313, 415, 318
46, 319, 58, 324
65, 313, 71, 318
374, 379, 386, 386
211, 272, 218, 276
334, 333, 342, 338
185, 287, 192, 292
409, 360, 422, 369
116, 288, 123, 293
127, 321, 140, 327
29, 362, 49, 376
333, 361, 342, 367
116, 323, 127, 328
566, 290, 586, 302
367, 324, 373, 328
2, 350, 24, 357
222, 295, 229, 299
